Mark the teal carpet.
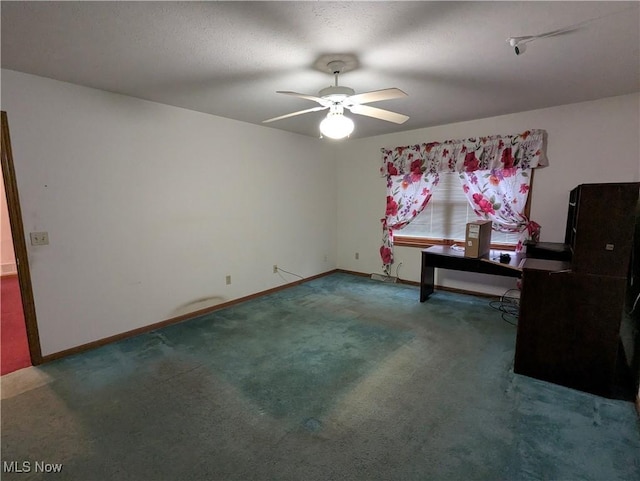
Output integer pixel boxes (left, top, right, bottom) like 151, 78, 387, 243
2, 273, 639, 480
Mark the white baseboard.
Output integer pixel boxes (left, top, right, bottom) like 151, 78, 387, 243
1, 263, 17, 276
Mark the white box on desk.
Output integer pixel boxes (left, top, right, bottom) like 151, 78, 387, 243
465, 220, 492, 258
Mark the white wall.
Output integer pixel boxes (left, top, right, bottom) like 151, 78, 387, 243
336, 93, 640, 296
2, 67, 638, 355
1, 69, 337, 356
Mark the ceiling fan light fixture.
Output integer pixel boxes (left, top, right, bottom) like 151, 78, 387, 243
266, 57, 409, 136
319, 108, 354, 139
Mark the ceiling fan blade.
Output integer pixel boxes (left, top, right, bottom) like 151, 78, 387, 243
263, 106, 328, 123
347, 88, 407, 105
349, 104, 409, 124
276, 91, 327, 104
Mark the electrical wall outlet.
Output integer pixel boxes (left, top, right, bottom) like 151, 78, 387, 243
30, 231, 49, 246
273, 265, 278, 274
225, 275, 231, 285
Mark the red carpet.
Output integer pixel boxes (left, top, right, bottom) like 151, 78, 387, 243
1, 275, 31, 375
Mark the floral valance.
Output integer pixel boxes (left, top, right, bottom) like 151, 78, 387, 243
380, 129, 547, 177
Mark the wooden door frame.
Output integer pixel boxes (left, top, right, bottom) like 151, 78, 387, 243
1, 111, 43, 365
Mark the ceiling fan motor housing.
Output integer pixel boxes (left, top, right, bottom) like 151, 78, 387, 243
319, 85, 355, 102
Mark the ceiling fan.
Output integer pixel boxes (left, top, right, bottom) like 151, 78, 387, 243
263, 60, 409, 139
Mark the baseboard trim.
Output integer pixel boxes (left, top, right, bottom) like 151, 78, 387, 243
334, 268, 370, 278
335, 268, 498, 298
428, 284, 500, 299
336, 268, 420, 286
39, 268, 502, 363
1, 263, 17, 276
41, 269, 339, 363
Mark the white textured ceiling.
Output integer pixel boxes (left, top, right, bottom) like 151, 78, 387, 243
1, 1, 639, 139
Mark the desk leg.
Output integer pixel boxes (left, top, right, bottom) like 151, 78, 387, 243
420, 263, 435, 302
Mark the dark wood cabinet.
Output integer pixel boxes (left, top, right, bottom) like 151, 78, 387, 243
515, 261, 627, 397
565, 182, 638, 277
515, 182, 639, 398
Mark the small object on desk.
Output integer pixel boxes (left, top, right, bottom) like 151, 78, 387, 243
464, 220, 492, 258
499, 253, 511, 263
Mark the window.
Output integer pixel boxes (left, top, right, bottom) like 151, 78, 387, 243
394, 173, 521, 249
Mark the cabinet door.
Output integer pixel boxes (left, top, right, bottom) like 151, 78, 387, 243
515, 269, 625, 397
571, 183, 638, 277
515, 269, 573, 388
564, 187, 578, 246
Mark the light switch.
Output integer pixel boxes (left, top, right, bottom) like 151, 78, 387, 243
30, 232, 49, 246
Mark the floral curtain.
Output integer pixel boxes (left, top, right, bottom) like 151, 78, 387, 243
459, 168, 540, 252
379, 129, 547, 273
380, 172, 440, 273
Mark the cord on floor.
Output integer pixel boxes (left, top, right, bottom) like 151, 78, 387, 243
489, 288, 520, 326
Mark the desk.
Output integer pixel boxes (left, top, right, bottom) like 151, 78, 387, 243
420, 246, 524, 301
524, 241, 572, 261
